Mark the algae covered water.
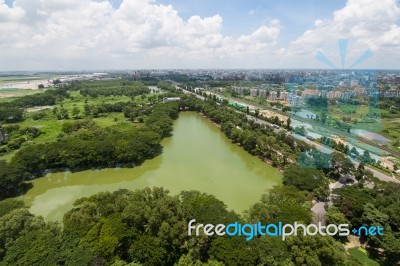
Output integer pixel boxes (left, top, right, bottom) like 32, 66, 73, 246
24, 112, 282, 221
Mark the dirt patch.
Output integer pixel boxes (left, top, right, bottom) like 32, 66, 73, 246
26, 106, 54, 112
259, 109, 288, 123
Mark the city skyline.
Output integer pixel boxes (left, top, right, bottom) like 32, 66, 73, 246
1, 0, 400, 70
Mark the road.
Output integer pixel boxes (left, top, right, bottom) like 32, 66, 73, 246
208, 90, 400, 158
177, 86, 399, 183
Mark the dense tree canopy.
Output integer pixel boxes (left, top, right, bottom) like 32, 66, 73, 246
283, 165, 329, 199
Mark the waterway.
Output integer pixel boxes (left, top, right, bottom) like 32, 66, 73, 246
24, 112, 282, 221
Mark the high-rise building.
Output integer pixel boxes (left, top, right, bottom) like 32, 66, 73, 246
250, 89, 258, 97
258, 89, 267, 98
341, 92, 352, 100
280, 91, 288, 102
232, 86, 244, 94
269, 90, 278, 100
288, 93, 302, 106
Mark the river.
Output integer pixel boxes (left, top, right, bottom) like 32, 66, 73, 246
23, 112, 282, 221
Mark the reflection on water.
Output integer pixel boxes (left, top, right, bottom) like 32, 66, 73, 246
352, 129, 390, 145
24, 112, 282, 221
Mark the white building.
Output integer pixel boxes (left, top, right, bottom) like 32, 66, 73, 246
232, 86, 244, 94
269, 90, 278, 101
280, 91, 288, 102
288, 93, 302, 106
163, 97, 181, 103
258, 89, 267, 98
250, 89, 258, 97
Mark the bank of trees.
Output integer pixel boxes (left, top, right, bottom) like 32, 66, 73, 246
0, 125, 42, 156
178, 95, 310, 167
283, 165, 330, 200
79, 81, 150, 98
333, 182, 400, 264
0, 88, 69, 123
0, 107, 24, 123
0, 187, 362, 265
0, 102, 179, 198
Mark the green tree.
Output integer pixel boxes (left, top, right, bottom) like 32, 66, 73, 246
72, 106, 81, 119
283, 165, 329, 199
286, 116, 291, 130
286, 234, 350, 265
330, 152, 355, 180
208, 237, 258, 266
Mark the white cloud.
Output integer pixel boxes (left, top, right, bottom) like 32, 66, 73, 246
289, 0, 400, 68
4, 0, 397, 69
314, 19, 322, 27
0, 0, 281, 70
249, 8, 259, 15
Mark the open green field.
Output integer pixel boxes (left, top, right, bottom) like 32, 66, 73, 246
0, 86, 161, 162
0, 89, 44, 102
348, 248, 379, 266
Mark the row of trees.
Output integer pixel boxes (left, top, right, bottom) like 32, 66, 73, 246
177, 95, 311, 167
78, 81, 150, 98
0, 88, 69, 123
0, 187, 364, 265
0, 125, 42, 156
319, 136, 376, 164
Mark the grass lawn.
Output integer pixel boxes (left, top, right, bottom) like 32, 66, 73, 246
0, 91, 147, 162
381, 118, 400, 149
0, 89, 43, 102
348, 247, 379, 266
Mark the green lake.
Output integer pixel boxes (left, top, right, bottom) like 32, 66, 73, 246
24, 112, 282, 221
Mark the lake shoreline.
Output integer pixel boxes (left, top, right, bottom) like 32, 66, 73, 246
24, 112, 282, 221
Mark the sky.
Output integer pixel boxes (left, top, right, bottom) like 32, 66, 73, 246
0, 0, 399, 70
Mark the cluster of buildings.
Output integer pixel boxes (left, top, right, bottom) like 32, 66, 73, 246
379, 89, 400, 98
54, 73, 113, 87
233, 85, 375, 106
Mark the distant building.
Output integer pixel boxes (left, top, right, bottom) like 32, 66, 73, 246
258, 89, 267, 99
163, 97, 181, 103
250, 89, 258, 97
334, 91, 342, 98
232, 86, 244, 94
320, 90, 328, 98
354, 87, 367, 95
280, 91, 288, 102
341, 92, 352, 100
301, 89, 320, 98
327, 90, 342, 99
269, 90, 278, 101
288, 93, 302, 106
383, 89, 400, 98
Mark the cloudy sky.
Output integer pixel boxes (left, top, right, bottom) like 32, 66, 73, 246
0, 0, 399, 70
